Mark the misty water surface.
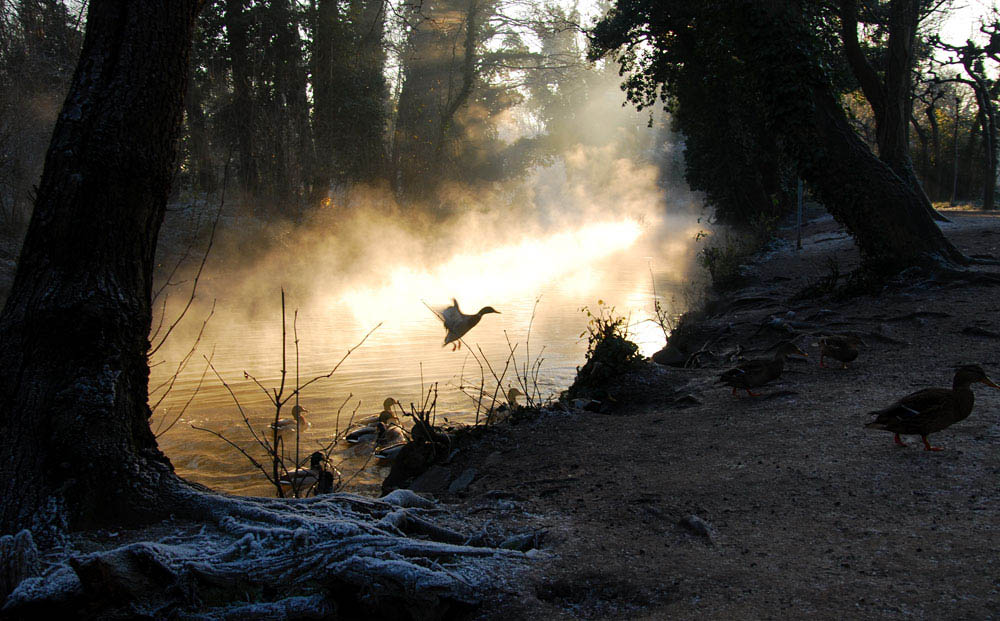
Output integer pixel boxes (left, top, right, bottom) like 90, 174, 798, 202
150, 125, 703, 496
152, 211, 700, 496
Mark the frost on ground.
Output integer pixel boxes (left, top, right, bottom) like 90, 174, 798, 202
2, 489, 528, 619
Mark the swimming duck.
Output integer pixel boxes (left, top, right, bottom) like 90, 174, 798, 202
818, 335, 864, 369
314, 469, 341, 494
442, 298, 500, 350
718, 341, 808, 397
378, 421, 408, 446
865, 364, 1000, 451
355, 398, 400, 426
279, 451, 327, 494
374, 442, 407, 464
345, 410, 396, 444
269, 404, 309, 432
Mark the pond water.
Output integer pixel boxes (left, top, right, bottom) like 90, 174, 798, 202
152, 210, 701, 496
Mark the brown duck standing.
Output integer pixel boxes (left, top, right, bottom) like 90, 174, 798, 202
818, 334, 864, 369
865, 364, 1000, 451
718, 341, 808, 397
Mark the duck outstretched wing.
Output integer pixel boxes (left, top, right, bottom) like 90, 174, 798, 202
442, 299, 462, 329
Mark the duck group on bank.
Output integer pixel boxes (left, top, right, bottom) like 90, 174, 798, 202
276, 297, 995, 499
717, 334, 1000, 452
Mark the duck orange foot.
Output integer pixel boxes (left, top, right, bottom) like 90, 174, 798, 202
921, 436, 944, 452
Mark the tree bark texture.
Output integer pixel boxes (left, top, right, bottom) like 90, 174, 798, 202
740, 1, 962, 271
0, 0, 203, 536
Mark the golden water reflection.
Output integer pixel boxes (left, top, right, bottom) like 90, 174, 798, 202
153, 214, 700, 496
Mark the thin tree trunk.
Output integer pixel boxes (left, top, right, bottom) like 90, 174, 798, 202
184, 75, 217, 194
911, 112, 928, 186
962, 63, 997, 210
952, 96, 961, 204
0, 0, 203, 536
962, 116, 982, 201
434, 0, 479, 166
927, 99, 942, 199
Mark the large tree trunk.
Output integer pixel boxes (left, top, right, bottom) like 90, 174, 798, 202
310, 0, 346, 199
224, 0, 257, 198
391, 0, 481, 201
352, 0, 389, 183
839, 0, 948, 222
741, 1, 962, 273
0, 1, 203, 536
311, 0, 388, 197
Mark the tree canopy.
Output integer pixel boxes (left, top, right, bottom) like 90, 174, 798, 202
590, 0, 968, 274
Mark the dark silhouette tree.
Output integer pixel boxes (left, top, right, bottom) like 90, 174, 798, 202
223, 0, 258, 198
932, 21, 1000, 211
0, 0, 81, 229
838, 0, 949, 221
0, 0, 204, 535
592, 0, 964, 274
311, 0, 388, 195
391, 0, 487, 200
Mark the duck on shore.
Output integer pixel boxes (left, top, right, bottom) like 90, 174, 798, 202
817, 334, 864, 369
442, 298, 500, 350
718, 341, 808, 397
864, 364, 1000, 451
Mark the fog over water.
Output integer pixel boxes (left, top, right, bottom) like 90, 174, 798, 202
151, 77, 707, 496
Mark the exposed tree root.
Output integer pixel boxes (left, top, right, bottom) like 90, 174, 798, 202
839, 259, 1000, 297
917, 268, 1000, 288
2, 487, 526, 620
966, 255, 1000, 266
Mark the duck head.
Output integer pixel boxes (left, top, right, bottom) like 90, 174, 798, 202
477, 306, 500, 316
309, 451, 325, 470
953, 364, 1000, 389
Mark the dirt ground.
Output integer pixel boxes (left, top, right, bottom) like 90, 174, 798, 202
7, 209, 1000, 620
434, 209, 1000, 619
